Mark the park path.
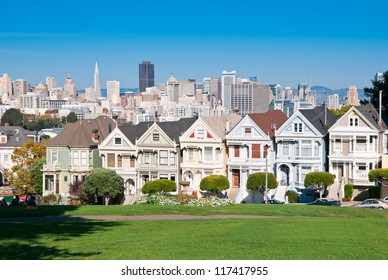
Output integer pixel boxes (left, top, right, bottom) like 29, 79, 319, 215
0, 214, 302, 222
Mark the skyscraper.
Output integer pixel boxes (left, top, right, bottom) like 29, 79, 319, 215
139, 61, 154, 92
13, 79, 27, 96
346, 86, 360, 106
46, 76, 56, 91
221, 70, 236, 110
0, 74, 13, 100
107, 80, 120, 105
93, 62, 101, 101
64, 75, 76, 99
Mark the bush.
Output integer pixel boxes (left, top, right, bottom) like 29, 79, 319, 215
41, 193, 58, 205
286, 190, 299, 203
369, 186, 381, 198
246, 172, 277, 191
344, 184, 353, 199
135, 193, 234, 207
199, 175, 229, 193
142, 179, 177, 194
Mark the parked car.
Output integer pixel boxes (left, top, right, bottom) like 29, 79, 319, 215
307, 198, 341, 206
351, 199, 388, 210
382, 196, 388, 204
261, 199, 284, 204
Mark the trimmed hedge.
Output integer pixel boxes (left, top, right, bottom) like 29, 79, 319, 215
199, 175, 229, 193
246, 172, 277, 191
142, 179, 177, 194
286, 190, 298, 203
344, 184, 353, 199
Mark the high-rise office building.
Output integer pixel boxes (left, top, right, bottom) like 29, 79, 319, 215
179, 80, 196, 97
346, 86, 360, 106
46, 76, 56, 91
93, 62, 101, 101
328, 94, 340, 109
107, 80, 120, 105
221, 70, 237, 110
64, 75, 76, 99
167, 75, 180, 102
0, 74, 13, 101
139, 61, 154, 92
375, 71, 384, 82
13, 79, 27, 96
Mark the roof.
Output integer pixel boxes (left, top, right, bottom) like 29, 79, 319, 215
119, 121, 154, 144
355, 105, 388, 131
157, 118, 197, 143
0, 126, 37, 147
299, 106, 337, 135
201, 114, 242, 140
248, 110, 288, 138
47, 116, 116, 148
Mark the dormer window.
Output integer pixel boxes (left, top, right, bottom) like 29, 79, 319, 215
349, 117, 359, 127
197, 129, 205, 139
153, 134, 160, 141
294, 123, 303, 133
114, 137, 122, 145
245, 127, 252, 134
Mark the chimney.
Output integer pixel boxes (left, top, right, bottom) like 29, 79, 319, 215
92, 129, 100, 142
378, 90, 383, 127
225, 120, 230, 134
108, 123, 112, 133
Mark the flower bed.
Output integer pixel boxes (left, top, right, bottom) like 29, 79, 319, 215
135, 194, 234, 207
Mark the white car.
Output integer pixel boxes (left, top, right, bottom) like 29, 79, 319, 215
351, 199, 388, 210
382, 196, 388, 204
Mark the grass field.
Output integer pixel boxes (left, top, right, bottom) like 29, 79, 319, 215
0, 204, 387, 260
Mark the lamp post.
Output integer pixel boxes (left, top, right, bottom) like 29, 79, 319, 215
265, 144, 269, 204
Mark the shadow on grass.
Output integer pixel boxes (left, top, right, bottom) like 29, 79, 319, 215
0, 205, 83, 218
0, 218, 120, 260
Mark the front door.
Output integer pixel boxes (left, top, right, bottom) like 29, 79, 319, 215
232, 169, 240, 188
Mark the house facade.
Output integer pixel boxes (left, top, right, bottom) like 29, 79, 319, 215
328, 105, 388, 186
42, 116, 116, 196
275, 106, 336, 202
226, 110, 288, 203
179, 114, 242, 195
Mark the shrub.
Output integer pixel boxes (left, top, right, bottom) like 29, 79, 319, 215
199, 175, 229, 193
142, 179, 177, 194
41, 193, 58, 205
286, 190, 299, 203
246, 172, 277, 192
135, 193, 234, 207
369, 186, 381, 198
344, 184, 353, 199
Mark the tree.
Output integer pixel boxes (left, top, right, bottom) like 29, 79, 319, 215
330, 104, 353, 117
82, 168, 124, 205
29, 158, 46, 195
142, 179, 177, 194
304, 172, 335, 199
364, 71, 388, 108
246, 172, 277, 202
66, 112, 78, 123
199, 175, 229, 194
3, 140, 48, 194
1, 108, 23, 126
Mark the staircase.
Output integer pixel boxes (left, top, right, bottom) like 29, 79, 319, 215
228, 187, 240, 202
274, 185, 288, 202
327, 182, 341, 200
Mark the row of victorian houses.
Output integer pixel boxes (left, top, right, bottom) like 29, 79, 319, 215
39, 103, 388, 203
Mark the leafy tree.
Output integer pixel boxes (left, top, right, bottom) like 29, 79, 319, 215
330, 104, 353, 117
364, 71, 388, 108
142, 179, 177, 194
1, 108, 23, 126
68, 180, 89, 205
199, 174, 229, 194
3, 140, 48, 194
304, 172, 335, 198
29, 158, 45, 195
82, 168, 124, 205
246, 172, 277, 202
368, 168, 388, 183
66, 112, 78, 123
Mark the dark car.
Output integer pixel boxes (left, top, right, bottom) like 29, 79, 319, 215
307, 198, 341, 206
262, 199, 285, 204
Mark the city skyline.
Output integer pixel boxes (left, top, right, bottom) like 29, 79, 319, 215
0, 0, 387, 90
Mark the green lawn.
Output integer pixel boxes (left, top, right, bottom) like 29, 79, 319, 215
0, 204, 387, 260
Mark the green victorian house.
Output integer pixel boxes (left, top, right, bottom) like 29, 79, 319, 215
42, 116, 116, 197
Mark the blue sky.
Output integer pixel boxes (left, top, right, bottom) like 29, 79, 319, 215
1, 0, 387, 90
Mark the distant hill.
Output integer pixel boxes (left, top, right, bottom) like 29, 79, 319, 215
312, 85, 367, 104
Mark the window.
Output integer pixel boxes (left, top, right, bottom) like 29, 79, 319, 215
197, 129, 205, 139
204, 147, 213, 161
160, 174, 168, 180
349, 117, 359, 127
301, 166, 311, 183
159, 150, 168, 165
252, 144, 261, 158
263, 145, 268, 158
215, 148, 221, 161
144, 152, 152, 164
283, 142, 290, 156
301, 140, 312, 156
114, 137, 122, 145
64, 176, 68, 182
153, 134, 160, 141
4, 154, 9, 164
245, 127, 252, 134
107, 153, 115, 167
117, 155, 122, 167
294, 123, 302, 133
234, 145, 240, 157
334, 139, 342, 151
81, 151, 87, 166
170, 152, 175, 165
52, 151, 58, 164
314, 142, 319, 156
355, 136, 367, 152
187, 148, 194, 161
73, 151, 79, 166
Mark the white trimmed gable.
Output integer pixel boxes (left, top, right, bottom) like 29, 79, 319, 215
180, 119, 220, 143
276, 111, 322, 138
136, 123, 175, 147
98, 127, 135, 150
328, 107, 378, 133
227, 115, 269, 140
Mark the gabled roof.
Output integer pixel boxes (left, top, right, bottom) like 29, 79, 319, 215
299, 106, 337, 135
157, 118, 197, 143
0, 126, 36, 147
119, 121, 154, 144
200, 114, 242, 140
248, 110, 288, 138
47, 116, 116, 148
355, 105, 388, 131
